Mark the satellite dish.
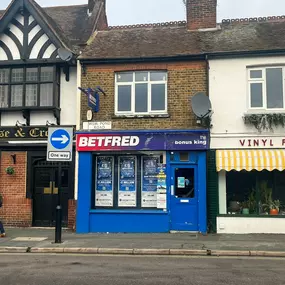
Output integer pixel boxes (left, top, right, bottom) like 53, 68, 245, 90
57, 48, 73, 62
191, 92, 212, 118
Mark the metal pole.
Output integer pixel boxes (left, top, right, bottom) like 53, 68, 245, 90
55, 162, 62, 243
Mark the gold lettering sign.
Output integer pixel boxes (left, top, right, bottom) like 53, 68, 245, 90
15, 128, 25, 138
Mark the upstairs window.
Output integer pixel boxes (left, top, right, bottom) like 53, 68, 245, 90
248, 67, 285, 110
0, 66, 58, 108
115, 71, 167, 115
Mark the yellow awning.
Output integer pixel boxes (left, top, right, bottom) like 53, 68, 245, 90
216, 149, 285, 171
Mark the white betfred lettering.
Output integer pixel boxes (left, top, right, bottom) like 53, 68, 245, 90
130, 136, 139, 146
88, 137, 96, 147
104, 137, 112, 146
121, 136, 130, 146
97, 137, 105, 146
112, 136, 121, 146
79, 137, 88, 147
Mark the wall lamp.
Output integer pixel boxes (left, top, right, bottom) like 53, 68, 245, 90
46, 120, 56, 126
15, 120, 26, 127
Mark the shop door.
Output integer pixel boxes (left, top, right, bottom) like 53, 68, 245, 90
170, 165, 198, 231
33, 167, 69, 227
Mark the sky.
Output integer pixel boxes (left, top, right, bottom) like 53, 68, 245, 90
1, 0, 285, 26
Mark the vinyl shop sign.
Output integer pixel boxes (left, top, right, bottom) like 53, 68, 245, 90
76, 131, 209, 151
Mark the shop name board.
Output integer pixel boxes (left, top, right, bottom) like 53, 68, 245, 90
0, 126, 75, 140
211, 136, 285, 149
76, 131, 209, 151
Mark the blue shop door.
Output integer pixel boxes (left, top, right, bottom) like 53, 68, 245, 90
170, 165, 198, 231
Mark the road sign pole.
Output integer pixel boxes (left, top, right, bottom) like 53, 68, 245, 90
55, 162, 62, 243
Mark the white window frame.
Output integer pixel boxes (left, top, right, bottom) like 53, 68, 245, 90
247, 67, 285, 112
115, 71, 168, 115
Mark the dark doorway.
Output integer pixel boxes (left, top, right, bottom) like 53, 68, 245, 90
32, 158, 72, 227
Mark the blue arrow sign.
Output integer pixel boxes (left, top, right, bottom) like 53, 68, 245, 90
50, 129, 70, 150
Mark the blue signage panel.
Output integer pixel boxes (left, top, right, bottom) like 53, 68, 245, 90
50, 129, 71, 150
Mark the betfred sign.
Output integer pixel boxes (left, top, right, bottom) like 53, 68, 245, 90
76, 131, 209, 151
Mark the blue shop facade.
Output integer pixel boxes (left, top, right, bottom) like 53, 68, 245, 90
76, 129, 209, 233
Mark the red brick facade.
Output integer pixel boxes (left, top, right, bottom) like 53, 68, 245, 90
0, 152, 32, 227
68, 199, 77, 231
187, 0, 217, 30
81, 61, 207, 131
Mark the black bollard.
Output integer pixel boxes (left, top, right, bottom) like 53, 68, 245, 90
55, 205, 62, 243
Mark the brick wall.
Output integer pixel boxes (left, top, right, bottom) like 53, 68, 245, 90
0, 152, 32, 227
81, 61, 207, 130
186, 0, 217, 30
68, 199, 77, 230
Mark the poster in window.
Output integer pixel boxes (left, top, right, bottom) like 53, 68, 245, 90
157, 164, 167, 209
141, 156, 159, 208
118, 156, 136, 207
95, 156, 114, 207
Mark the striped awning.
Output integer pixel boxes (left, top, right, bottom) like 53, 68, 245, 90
216, 149, 285, 171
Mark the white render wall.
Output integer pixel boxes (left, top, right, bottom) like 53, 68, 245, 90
209, 56, 285, 149
217, 217, 285, 234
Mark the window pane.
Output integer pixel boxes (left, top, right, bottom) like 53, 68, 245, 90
116, 72, 133, 82
11, 85, 23, 107
135, 72, 148, 82
174, 168, 195, 198
26, 68, 38, 82
11, 69, 23, 83
250, 70, 262, 79
150, 71, 167, 81
40, 83, 53, 106
250, 83, 263, 108
26, 84, 38, 106
151, 84, 165, 111
0, 85, 8, 107
0, 69, 9, 83
40, 67, 53, 82
135, 83, 148, 112
266, 68, 283, 108
117, 85, 131, 111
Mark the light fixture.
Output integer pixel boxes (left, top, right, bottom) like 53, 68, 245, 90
46, 120, 56, 126
15, 120, 26, 127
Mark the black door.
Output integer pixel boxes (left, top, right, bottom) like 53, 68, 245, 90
33, 165, 70, 227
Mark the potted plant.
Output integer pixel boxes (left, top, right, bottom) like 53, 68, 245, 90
248, 189, 256, 214
5, 166, 15, 175
270, 200, 281, 215
241, 200, 250, 214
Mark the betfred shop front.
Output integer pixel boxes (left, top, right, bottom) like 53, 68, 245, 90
76, 130, 209, 233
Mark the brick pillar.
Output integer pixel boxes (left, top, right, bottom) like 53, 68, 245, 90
68, 199, 77, 231
0, 152, 32, 227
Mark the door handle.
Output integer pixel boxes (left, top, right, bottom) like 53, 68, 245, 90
44, 181, 52, 194
53, 181, 58, 195
171, 185, 174, 195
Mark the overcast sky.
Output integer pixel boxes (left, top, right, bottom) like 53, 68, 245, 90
1, 0, 285, 25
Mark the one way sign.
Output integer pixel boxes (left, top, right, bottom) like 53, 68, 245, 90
47, 127, 73, 161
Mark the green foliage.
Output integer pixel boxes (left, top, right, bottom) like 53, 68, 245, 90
5, 166, 15, 175
243, 113, 285, 132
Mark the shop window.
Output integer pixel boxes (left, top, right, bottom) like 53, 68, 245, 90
226, 170, 285, 215
93, 154, 163, 209
248, 67, 285, 110
115, 71, 167, 115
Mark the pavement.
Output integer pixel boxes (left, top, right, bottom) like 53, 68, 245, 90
1, 227, 285, 257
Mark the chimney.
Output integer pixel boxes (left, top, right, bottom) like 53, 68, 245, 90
186, 0, 217, 30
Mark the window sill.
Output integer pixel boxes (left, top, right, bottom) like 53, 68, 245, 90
244, 110, 285, 115
218, 214, 285, 218
112, 114, 170, 119
90, 209, 168, 214
0, 106, 60, 112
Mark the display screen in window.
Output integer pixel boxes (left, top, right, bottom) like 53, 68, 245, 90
118, 156, 137, 207
141, 156, 159, 208
95, 156, 114, 207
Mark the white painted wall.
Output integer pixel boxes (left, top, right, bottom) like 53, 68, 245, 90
217, 217, 285, 234
209, 56, 285, 149
60, 67, 77, 125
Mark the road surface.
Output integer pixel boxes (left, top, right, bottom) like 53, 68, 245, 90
1, 254, 284, 285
